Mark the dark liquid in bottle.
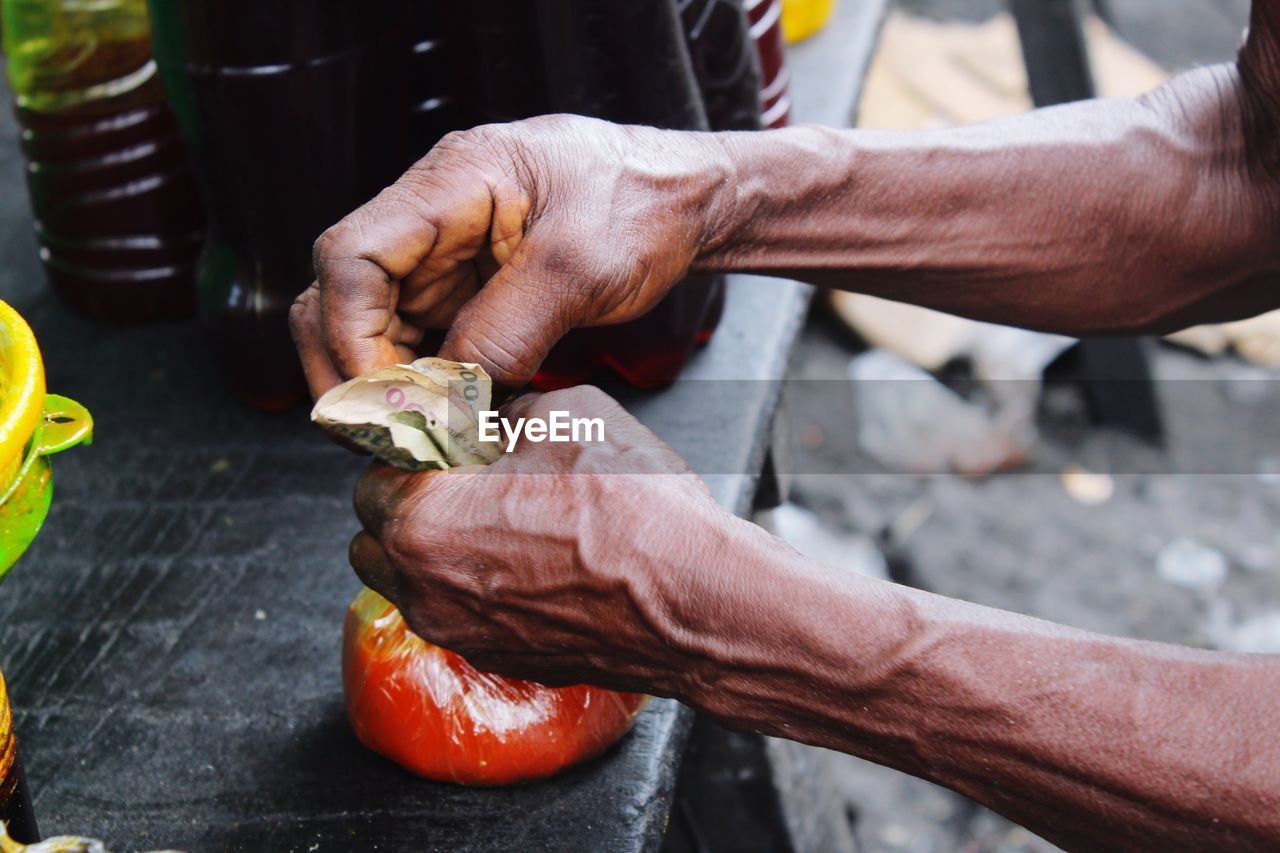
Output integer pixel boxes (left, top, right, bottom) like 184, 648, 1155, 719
13, 34, 204, 323
409, 0, 457, 158
162, 0, 419, 409
679, 0, 764, 132
441, 0, 732, 390
744, 0, 791, 127
679, 0, 762, 349
0, 750, 39, 844
535, 273, 725, 390
0, 670, 38, 846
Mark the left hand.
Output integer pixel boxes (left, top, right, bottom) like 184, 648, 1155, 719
347, 385, 733, 694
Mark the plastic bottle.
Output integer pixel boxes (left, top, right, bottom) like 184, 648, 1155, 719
679, 0, 764, 132
1, 0, 205, 323
0, 301, 94, 845
149, 1, 427, 410
0, 675, 37, 844
678, 0, 767, 346
441, 0, 732, 390
745, 0, 793, 127
409, 1, 456, 159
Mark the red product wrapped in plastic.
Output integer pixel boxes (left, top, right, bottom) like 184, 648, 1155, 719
343, 587, 649, 786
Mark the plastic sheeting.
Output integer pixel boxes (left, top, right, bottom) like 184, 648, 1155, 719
343, 587, 649, 786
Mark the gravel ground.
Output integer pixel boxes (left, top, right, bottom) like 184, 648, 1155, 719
898, 0, 1248, 71
782, 1, 1264, 850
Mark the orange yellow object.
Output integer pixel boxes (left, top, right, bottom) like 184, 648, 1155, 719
782, 0, 835, 43
0, 300, 93, 580
0, 669, 36, 845
0, 675, 13, 801
343, 587, 648, 786
0, 301, 43, 496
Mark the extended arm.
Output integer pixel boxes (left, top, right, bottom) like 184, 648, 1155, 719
295, 2, 1280, 389
351, 389, 1280, 852
698, 1, 1280, 334
676, 516, 1280, 851
703, 64, 1277, 334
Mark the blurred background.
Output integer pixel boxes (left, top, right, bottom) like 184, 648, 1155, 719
773, 1, 1272, 850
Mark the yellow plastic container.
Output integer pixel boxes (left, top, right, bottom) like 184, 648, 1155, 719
782, 0, 835, 43
0, 299, 92, 579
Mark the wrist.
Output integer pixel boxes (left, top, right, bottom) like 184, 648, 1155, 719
653, 511, 897, 708
691, 125, 860, 273
648, 512, 776, 701
691, 131, 751, 270
622, 502, 783, 700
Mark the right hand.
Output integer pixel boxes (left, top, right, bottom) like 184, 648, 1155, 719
291, 114, 734, 395
347, 385, 729, 693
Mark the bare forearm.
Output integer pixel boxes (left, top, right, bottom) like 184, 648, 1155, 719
666, 518, 1280, 851
697, 65, 1280, 334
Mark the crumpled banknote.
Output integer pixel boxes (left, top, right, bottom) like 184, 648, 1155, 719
311, 358, 503, 470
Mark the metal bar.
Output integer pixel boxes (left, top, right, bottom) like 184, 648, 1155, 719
1008, 0, 1163, 440
1009, 0, 1095, 106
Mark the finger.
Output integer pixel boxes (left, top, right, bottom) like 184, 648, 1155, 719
289, 282, 345, 398
487, 172, 531, 267
439, 240, 586, 387
349, 531, 402, 606
400, 263, 481, 328
353, 462, 417, 538
314, 217, 413, 380
313, 174, 496, 380
385, 311, 428, 350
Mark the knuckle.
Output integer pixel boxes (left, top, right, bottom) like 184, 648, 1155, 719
352, 471, 381, 523
380, 524, 430, 585
347, 533, 375, 571
379, 484, 446, 563
312, 223, 341, 256
378, 513, 417, 559
288, 287, 316, 339
555, 384, 621, 417
436, 127, 476, 150
535, 243, 580, 278
312, 223, 353, 271
421, 127, 501, 175
355, 467, 416, 534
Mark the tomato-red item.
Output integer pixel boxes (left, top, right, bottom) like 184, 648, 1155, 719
342, 587, 649, 785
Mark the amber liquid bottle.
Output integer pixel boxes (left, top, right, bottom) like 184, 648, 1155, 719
680, 0, 764, 132
1, 0, 204, 323
150, 1, 423, 409
409, 0, 456, 159
745, 0, 793, 127
441, 0, 733, 390
679, 0, 767, 345
0, 673, 38, 844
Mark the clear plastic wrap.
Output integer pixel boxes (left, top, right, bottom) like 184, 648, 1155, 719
343, 587, 649, 786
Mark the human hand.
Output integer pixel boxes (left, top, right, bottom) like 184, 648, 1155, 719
346, 385, 735, 694
292, 115, 733, 394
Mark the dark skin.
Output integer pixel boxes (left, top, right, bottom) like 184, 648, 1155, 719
292, 4, 1280, 850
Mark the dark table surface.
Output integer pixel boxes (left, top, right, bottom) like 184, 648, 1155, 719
0, 4, 884, 850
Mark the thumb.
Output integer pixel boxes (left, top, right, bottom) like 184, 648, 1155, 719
439, 242, 583, 387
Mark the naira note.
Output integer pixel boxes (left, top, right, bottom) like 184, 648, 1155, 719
311, 358, 503, 470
